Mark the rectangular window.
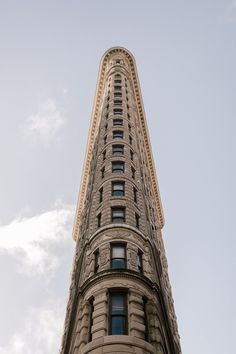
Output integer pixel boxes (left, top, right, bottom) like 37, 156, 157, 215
112, 161, 124, 173
131, 167, 135, 179
133, 187, 137, 203
112, 207, 125, 223
128, 113, 130, 120
111, 243, 126, 269
114, 108, 123, 115
128, 123, 131, 132
113, 130, 123, 139
94, 249, 99, 273
112, 181, 124, 196
112, 144, 124, 156
99, 187, 103, 203
97, 213, 101, 228
88, 297, 94, 342
129, 135, 132, 145
103, 150, 106, 161
115, 74, 121, 78
130, 150, 134, 161
109, 291, 127, 335
101, 167, 105, 179
114, 79, 122, 84
137, 250, 143, 273
114, 85, 122, 91
135, 213, 140, 229
142, 297, 149, 341
114, 100, 122, 106
114, 92, 122, 98
104, 135, 107, 145
113, 118, 123, 126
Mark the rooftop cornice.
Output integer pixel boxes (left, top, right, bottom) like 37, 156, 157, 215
72, 47, 165, 241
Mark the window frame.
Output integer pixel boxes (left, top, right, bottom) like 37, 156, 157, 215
112, 181, 125, 197
112, 161, 124, 173
113, 118, 123, 126
137, 249, 143, 274
112, 144, 124, 156
94, 249, 99, 273
111, 243, 126, 269
97, 213, 101, 227
108, 289, 128, 335
113, 130, 124, 139
111, 206, 125, 223
113, 108, 123, 115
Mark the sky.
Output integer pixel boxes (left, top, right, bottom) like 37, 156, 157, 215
0, 0, 235, 353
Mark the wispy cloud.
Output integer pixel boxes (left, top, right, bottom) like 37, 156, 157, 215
0, 204, 74, 276
25, 98, 66, 145
0, 300, 64, 354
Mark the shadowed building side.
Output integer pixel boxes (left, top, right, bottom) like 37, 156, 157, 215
60, 47, 181, 354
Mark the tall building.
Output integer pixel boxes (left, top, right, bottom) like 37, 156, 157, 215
61, 47, 181, 354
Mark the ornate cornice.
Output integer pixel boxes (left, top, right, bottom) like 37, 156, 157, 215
72, 47, 164, 241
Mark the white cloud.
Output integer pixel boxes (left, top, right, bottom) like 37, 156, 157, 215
25, 98, 66, 145
0, 300, 65, 354
0, 205, 74, 276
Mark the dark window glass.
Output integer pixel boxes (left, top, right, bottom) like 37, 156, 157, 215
130, 150, 134, 161
129, 135, 132, 145
88, 297, 94, 341
112, 182, 124, 196
114, 92, 122, 97
97, 213, 101, 227
114, 108, 123, 115
111, 244, 126, 269
112, 162, 124, 173
103, 150, 106, 161
109, 292, 127, 335
137, 250, 143, 273
113, 130, 123, 139
128, 113, 130, 120
116, 59, 121, 64
135, 213, 140, 229
112, 145, 124, 156
114, 100, 122, 106
131, 167, 135, 179
99, 187, 103, 203
112, 207, 125, 223
128, 123, 131, 132
114, 79, 121, 84
101, 167, 105, 178
106, 113, 109, 119
104, 135, 107, 145
94, 249, 99, 273
113, 119, 123, 126
115, 74, 121, 78
133, 187, 137, 203
114, 85, 122, 91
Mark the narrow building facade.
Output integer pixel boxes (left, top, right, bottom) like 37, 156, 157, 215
61, 47, 181, 354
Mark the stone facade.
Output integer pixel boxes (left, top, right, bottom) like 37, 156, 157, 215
60, 47, 181, 354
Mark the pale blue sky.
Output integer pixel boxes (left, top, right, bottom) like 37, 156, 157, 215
0, 1, 235, 353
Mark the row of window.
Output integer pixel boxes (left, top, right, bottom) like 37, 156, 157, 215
99, 182, 137, 201
88, 290, 148, 337
94, 243, 143, 273
97, 207, 140, 228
